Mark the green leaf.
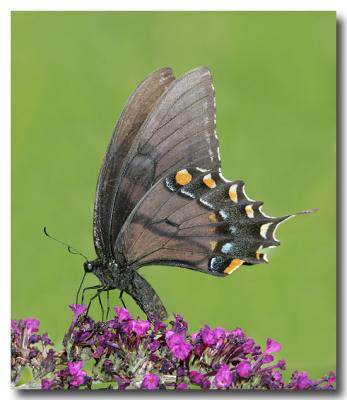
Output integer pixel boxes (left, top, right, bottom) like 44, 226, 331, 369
91, 380, 118, 390
15, 366, 34, 387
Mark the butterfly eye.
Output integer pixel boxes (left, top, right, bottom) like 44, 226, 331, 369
83, 261, 93, 273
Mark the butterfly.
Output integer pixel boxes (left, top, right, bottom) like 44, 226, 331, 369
79, 67, 312, 321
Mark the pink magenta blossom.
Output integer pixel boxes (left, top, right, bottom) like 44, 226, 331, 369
265, 338, 282, 353
236, 361, 252, 378
214, 364, 232, 388
141, 374, 159, 390
11, 306, 335, 391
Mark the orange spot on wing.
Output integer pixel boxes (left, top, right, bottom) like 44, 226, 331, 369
224, 259, 244, 274
175, 169, 192, 186
210, 241, 217, 250
208, 213, 217, 222
203, 175, 216, 189
245, 204, 254, 218
228, 185, 238, 202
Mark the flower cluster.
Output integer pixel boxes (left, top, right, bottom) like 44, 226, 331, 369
11, 319, 55, 388
11, 306, 336, 390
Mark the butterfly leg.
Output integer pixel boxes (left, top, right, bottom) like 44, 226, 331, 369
119, 290, 127, 309
75, 272, 87, 304
106, 290, 110, 320
86, 287, 105, 316
97, 291, 105, 321
82, 284, 102, 304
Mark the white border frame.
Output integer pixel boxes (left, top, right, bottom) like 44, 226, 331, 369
1, 2, 344, 398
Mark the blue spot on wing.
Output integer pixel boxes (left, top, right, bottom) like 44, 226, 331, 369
209, 256, 229, 273
221, 242, 234, 254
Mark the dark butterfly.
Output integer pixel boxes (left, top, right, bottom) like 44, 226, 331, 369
79, 67, 312, 321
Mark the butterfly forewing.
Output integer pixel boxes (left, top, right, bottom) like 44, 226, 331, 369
107, 67, 221, 261
93, 68, 175, 258
86, 67, 310, 321
114, 167, 291, 275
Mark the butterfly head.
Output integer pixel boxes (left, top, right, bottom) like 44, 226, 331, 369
83, 261, 94, 273
83, 258, 111, 275
83, 259, 103, 273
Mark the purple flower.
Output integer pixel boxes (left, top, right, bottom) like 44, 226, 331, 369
190, 331, 200, 341
41, 378, 53, 390
194, 342, 204, 357
295, 371, 312, 390
201, 325, 217, 345
153, 320, 166, 332
165, 330, 178, 346
215, 364, 232, 388
229, 327, 244, 338
176, 382, 188, 390
11, 320, 19, 333
114, 306, 131, 322
214, 327, 226, 340
118, 378, 131, 390
202, 378, 211, 389
70, 372, 86, 388
74, 331, 91, 345
242, 338, 255, 353
272, 371, 283, 382
265, 338, 281, 353
236, 361, 252, 378
97, 330, 113, 346
161, 359, 174, 373
165, 331, 192, 360
93, 345, 104, 358
262, 354, 274, 364
68, 361, 84, 375
324, 371, 336, 389
262, 370, 284, 389
189, 370, 204, 385
23, 319, 40, 334
200, 325, 226, 346
172, 341, 192, 360
171, 314, 187, 335
103, 359, 113, 374
141, 374, 159, 390
177, 367, 186, 377
149, 354, 160, 362
29, 334, 40, 344
276, 359, 286, 370
11, 306, 336, 391
28, 347, 39, 359
327, 371, 336, 384
67, 361, 87, 388
41, 332, 52, 346
57, 368, 69, 378
149, 340, 161, 352
69, 304, 87, 323
125, 319, 150, 336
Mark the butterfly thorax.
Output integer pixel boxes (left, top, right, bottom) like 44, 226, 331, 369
88, 258, 131, 291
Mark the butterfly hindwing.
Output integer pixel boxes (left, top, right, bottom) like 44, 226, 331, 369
107, 67, 221, 261
93, 68, 175, 258
114, 167, 291, 276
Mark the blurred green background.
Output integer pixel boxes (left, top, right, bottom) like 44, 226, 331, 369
12, 12, 336, 380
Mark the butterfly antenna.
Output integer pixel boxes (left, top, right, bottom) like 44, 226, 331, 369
43, 227, 88, 262
295, 208, 319, 215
